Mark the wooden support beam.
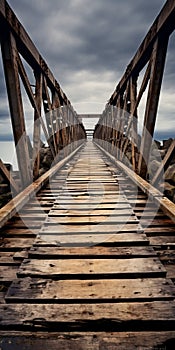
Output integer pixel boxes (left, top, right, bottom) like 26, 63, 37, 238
17, 55, 56, 160
111, 106, 116, 154
33, 71, 42, 179
133, 61, 151, 114
113, 95, 124, 159
42, 77, 57, 154
130, 76, 138, 172
117, 80, 130, 160
138, 34, 169, 178
152, 139, 175, 186
0, 159, 19, 194
121, 63, 151, 161
52, 91, 61, 151
1, 31, 32, 188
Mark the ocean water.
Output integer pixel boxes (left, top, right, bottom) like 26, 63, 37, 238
0, 141, 18, 170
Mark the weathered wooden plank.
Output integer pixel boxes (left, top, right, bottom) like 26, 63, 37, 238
56, 177, 116, 183
0, 301, 175, 331
50, 201, 150, 212
53, 203, 131, 209
14, 212, 46, 219
49, 208, 134, 216
3, 221, 43, 229
46, 215, 138, 224
20, 206, 51, 213
136, 212, 165, 219
13, 250, 29, 261
0, 252, 20, 265
17, 258, 166, 279
0, 238, 34, 250
145, 226, 175, 235
60, 172, 110, 176
149, 236, 175, 247
141, 219, 174, 227
0, 331, 175, 350
29, 246, 156, 259
54, 192, 124, 197
64, 185, 119, 190
1, 227, 38, 237
35, 232, 148, 247
40, 222, 143, 233
0, 266, 18, 281
157, 250, 175, 261
165, 265, 175, 280
6, 277, 175, 302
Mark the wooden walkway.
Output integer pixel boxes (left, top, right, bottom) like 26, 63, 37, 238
0, 141, 175, 348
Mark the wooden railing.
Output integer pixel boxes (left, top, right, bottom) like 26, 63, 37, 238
94, 0, 175, 181
0, 0, 86, 189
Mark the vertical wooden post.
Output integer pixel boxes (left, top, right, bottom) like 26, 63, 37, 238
61, 106, 67, 157
111, 106, 115, 154
121, 65, 150, 162
104, 112, 107, 151
1, 31, 32, 188
70, 110, 74, 152
130, 76, 138, 171
118, 81, 130, 160
115, 95, 124, 159
138, 35, 169, 178
33, 71, 42, 179
52, 91, 61, 153
42, 78, 57, 155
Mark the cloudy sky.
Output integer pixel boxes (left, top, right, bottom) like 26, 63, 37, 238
0, 0, 174, 144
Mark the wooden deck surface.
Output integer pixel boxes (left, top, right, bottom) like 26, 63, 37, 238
0, 141, 175, 349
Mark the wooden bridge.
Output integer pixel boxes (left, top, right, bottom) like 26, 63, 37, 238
0, 0, 175, 348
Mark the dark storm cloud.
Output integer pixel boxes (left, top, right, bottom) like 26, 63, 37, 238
6, 0, 166, 76
1, 0, 174, 140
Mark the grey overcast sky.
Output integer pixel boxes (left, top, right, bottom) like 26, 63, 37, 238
0, 0, 175, 142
